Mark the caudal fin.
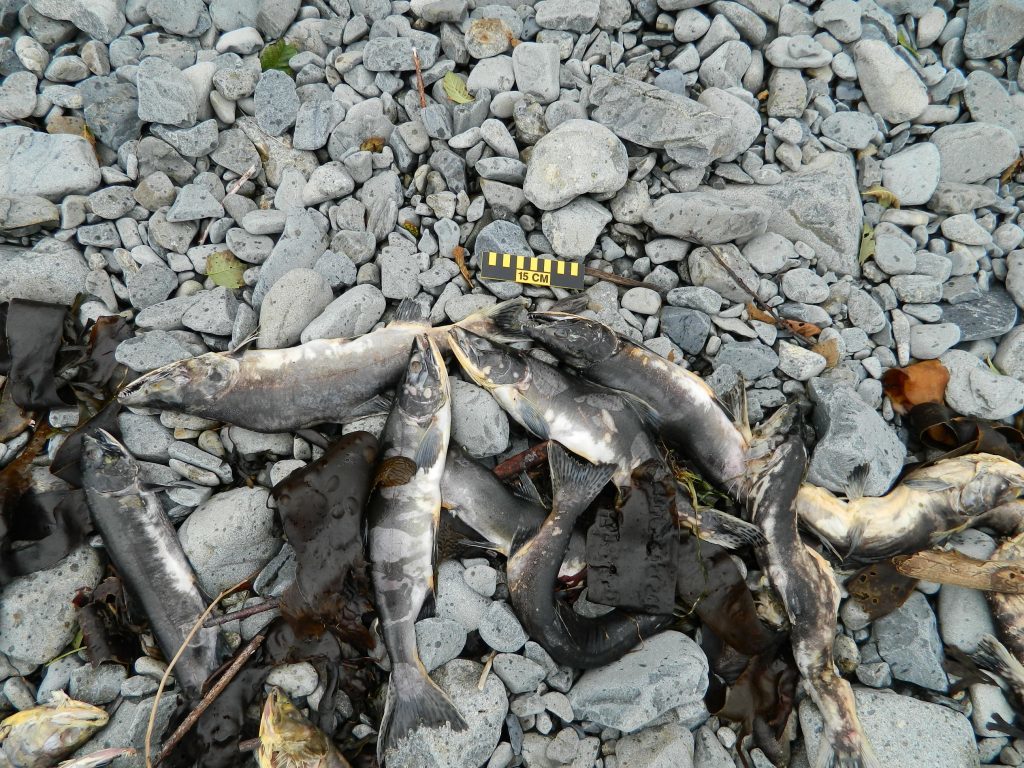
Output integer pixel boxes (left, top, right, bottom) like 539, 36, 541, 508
548, 442, 615, 517
377, 663, 467, 763
458, 299, 530, 343
813, 737, 883, 768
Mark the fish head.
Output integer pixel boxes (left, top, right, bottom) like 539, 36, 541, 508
447, 328, 531, 393
521, 312, 619, 370
258, 688, 329, 768
398, 335, 450, 422
117, 353, 240, 409
0, 693, 109, 761
80, 430, 139, 492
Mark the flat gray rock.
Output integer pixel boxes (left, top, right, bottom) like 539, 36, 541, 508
542, 197, 612, 259
301, 284, 387, 342
0, 127, 101, 200
252, 209, 330, 308
136, 56, 199, 127
853, 40, 928, 123
254, 69, 299, 137
451, 379, 509, 458
941, 349, 1024, 420
0, 240, 90, 304
799, 689, 977, 768
873, 592, 948, 692
931, 123, 1019, 184
523, 120, 628, 210
644, 191, 768, 244
807, 379, 906, 496
567, 631, 708, 733
258, 268, 334, 349
880, 143, 941, 207
963, 0, 1024, 58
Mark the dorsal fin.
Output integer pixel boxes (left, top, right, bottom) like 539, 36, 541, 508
392, 298, 429, 325
844, 463, 870, 501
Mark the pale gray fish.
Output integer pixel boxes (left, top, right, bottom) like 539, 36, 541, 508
495, 311, 751, 493
796, 454, 1024, 563
80, 431, 222, 702
116, 299, 525, 433
506, 443, 673, 667
446, 328, 658, 487
748, 438, 880, 768
57, 748, 137, 768
989, 531, 1024, 668
367, 335, 466, 763
440, 444, 586, 576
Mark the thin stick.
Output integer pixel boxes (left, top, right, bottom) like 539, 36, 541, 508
156, 632, 267, 764
412, 47, 427, 109
144, 581, 248, 768
477, 651, 496, 691
198, 163, 260, 245
238, 738, 260, 753
584, 267, 668, 294
493, 441, 549, 480
204, 599, 280, 628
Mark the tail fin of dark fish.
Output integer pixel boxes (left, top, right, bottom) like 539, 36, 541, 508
844, 464, 870, 501
813, 742, 883, 768
348, 393, 394, 420
696, 507, 767, 549
393, 298, 430, 325
464, 298, 531, 344
972, 634, 1024, 687
548, 442, 615, 516
377, 663, 467, 762
547, 294, 590, 314
511, 471, 544, 505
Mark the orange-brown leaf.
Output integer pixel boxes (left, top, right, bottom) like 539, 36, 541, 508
881, 360, 949, 415
453, 245, 473, 289
746, 303, 774, 324
783, 319, 821, 338
812, 337, 840, 369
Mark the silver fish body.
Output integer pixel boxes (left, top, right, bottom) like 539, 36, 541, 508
748, 438, 880, 768
505, 312, 750, 492
81, 432, 222, 702
117, 302, 523, 433
367, 336, 466, 761
797, 454, 1024, 562
447, 328, 658, 487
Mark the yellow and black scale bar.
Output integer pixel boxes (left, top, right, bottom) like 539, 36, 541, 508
477, 251, 584, 290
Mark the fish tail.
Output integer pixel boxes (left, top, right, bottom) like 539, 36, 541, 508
459, 298, 530, 343
972, 634, 1024, 691
548, 442, 615, 515
813, 735, 883, 768
377, 662, 467, 763
694, 507, 767, 549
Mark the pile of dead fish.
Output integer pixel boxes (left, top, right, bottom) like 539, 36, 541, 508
6, 297, 1024, 768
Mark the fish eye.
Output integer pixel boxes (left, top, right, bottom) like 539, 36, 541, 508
409, 360, 422, 374
423, 386, 433, 398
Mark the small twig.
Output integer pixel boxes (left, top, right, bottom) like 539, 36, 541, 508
412, 47, 427, 109
584, 267, 668, 295
156, 632, 267, 764
705, 244, 812, 348
226, 162, 260, 197
204, 598, 280, 628
238, 738, 260, 753
493, 441, 549, 480
144, 581, 248, 768
477, 651, 497, 691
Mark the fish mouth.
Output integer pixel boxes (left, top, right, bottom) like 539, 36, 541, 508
117, 360, 190, 406
81, 430, 138, 491
446, 328, 492, 390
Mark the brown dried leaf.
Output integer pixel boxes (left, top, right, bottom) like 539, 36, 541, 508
453, 245, 473, 289
360, 136, 385, 153
812, 337, 840, 369
783, 319, 821, 338
1002, 154, 1024, 185
861, 185, 901, 209
746, 303, 774, 325
881, 359, 949, 415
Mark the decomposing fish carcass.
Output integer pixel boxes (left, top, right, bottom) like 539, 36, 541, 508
257, 687, 351, 768
748, 438, 880, 768
506, 442, 671, 667
446, 327, 657, 486
81, 430, 222, 702
796, 453, 1024, 562
117, 299, 523, 433
366, 335, 466, 761
0, 692, 108, 768
989, 531, 1024, 669
272, 430, 379, 643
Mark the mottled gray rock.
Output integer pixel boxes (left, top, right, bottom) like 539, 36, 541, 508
941, 349, 1024, 420
252, 209, 330, 308
661, 307, 711, 354
436, 560, 490, 631
873, 592, 948, 691
512, 42, 561, 103
881, 143, 941, 207
820, 112, 876, 150
909, 323, 960, 360
534, 0, 600, 32
166, 184, 224, 222
385, 659, 508, 768
26, 0, 125, 42
451, 379, 509, 457
644, 191, 768, 244
964, 71, 1024, 144
568, 631, 708, 733
522, 120, 627, 211
617, 723, 694, 768
301, 284, 387, 342
963, 0, 1024, 58
70, 664, 127, 705
938, 531, 998, 654
258, 268, 334, 349
778, 342, 827, 381
136, 56, 199, 127
182, 287, 238, 336
590, 71, 739, 168
853, 40, 928, 123
416, 617, 467, 673
687, 246, 759, 303
693, 152, 862, 275
255, 69, 299, 137
807, 379, 906, 496
932, 123, 1019, 184
0, 127, 100, 200
114, 330, 193, 371
541, 198, 612, 259
493, 654, 547, 694
126, 263, 178, 309
800, 689, 977, 768
0, 547, 102, 666
178, 487, 281, 595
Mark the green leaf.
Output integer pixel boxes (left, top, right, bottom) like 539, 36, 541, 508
897, 28, 920, 61
207, 251, 247, 289
859, 223, 876, 265
260, 39, 298, 74
442, 72, 474, 104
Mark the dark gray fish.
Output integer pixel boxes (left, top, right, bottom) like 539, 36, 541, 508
796, 454, 1024, 562
972, 633, 1024, 711
80, 432, 222, 702
117, 300, 523, 433
446, 328, 658, 487
506, 443, 672, 668
366, 336, 465, 762
748, 438, 879, 768
989, 531, 1024, 670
